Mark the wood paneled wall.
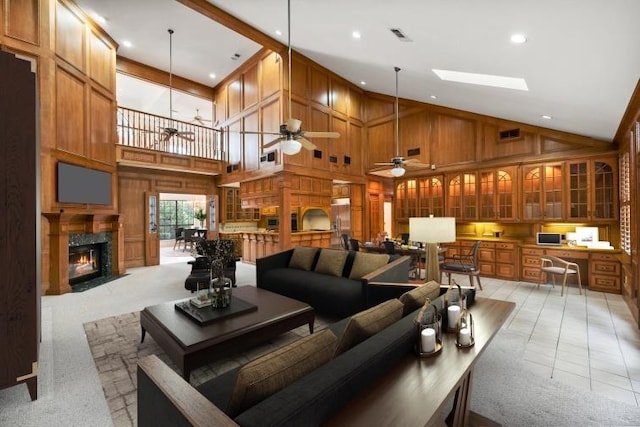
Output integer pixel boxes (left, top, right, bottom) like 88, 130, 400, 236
1, 0, 119, 293
118, 167, 215, 267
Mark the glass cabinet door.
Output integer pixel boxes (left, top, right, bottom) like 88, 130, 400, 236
418, 176, 444, 217
496, 169, 514, 220
462, 173, 477, 220
479, 171, 495, 219
447, 175, 462, 219
523, 166, 542, 220
543, 164, 563, 220
568, 161, 589, 220
593, 160, 615, 219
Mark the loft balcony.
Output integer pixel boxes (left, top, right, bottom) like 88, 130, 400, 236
116, 106, 226, 176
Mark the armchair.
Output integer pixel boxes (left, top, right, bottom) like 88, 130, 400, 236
184, 238, 238, 292
440, 240, 483, 290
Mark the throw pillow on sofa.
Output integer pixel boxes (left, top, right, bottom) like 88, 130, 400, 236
398, 280, 441, 316
348, 252, 390, 280
314, 249, 348, 277
334, 298, 404, 357
226, 328, 338, 417
288, 246, 319, 271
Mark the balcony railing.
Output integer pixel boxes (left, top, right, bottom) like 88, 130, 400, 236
117, 106, 224, 161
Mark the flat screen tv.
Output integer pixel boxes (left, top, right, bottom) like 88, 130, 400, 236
57, 162, 112, 205
536, 232, 562, 246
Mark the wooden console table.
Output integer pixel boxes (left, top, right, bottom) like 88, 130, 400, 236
325, 297, 515, 427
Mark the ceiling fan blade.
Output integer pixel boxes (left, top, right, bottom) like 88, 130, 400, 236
404, 159, 432, 169
297, 137, 317, 151
177, 132, 195, 142
263, 137, 284, 149
239, 130, 281, 136
374, 162, 395, 166
302, 131, 340, 139
287, 118, 302, 133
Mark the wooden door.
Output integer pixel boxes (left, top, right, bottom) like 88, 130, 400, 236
145, 192, 160, 265
0, 51, 39, 400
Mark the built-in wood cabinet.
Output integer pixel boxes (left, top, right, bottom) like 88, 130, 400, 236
447, 173, 477, 220
395, 176, 444, 220
478, 167, 517, 221
477, 241, 518, 280
395, 179, 418, 220
225, 188, 259, 221
589, 252, 621, 293
567, 157, 617, 222
522, 163, 564, 221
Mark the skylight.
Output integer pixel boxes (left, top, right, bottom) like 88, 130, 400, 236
432, 69, 529, 91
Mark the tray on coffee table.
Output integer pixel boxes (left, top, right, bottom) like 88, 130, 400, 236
174, 296, 257, 325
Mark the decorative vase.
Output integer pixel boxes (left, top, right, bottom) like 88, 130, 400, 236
209, 276, 232, 308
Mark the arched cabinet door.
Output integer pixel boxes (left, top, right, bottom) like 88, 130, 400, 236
522, 163, 564, 221
447, 172, 477, 221
567, 157, 617, 222
479, 167, 517, 221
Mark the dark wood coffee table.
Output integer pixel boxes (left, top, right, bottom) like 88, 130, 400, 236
139, 286, 315, 381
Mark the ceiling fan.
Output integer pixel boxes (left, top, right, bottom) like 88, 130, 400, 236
243, 0, 339, 155
190, 109, 212, 127
372, 67, 430, 177
157, 29, 195, 143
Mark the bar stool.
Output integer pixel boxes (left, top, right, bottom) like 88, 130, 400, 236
538, 255, 582, 296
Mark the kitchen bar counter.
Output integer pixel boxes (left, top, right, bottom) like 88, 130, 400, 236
240, 230, 333, 264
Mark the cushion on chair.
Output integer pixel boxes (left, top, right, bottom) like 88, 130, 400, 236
314, 249, 348, 277
288, 246, 319, 271
226, 329, 337, 417
334, 299, 404, 357
399, 281, 441, 316
442, 263, 477, 273
348, 252, 390, 280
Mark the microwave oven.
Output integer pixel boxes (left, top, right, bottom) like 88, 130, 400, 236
536, 232, 562, 246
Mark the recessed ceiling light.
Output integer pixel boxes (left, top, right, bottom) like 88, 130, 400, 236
209, 73, 216, 79
430, 95, 437, 99
275, 30, 282, 36
511, 33, 527, 44
432, 69, 529, 91
122, 40, 132, 48
541, 115, 552, 120
92, 13, 106, 25
352, 31, 361, 39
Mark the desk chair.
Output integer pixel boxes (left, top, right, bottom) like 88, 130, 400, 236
349, 238, 360, 252
383, 240, 396, 254
341, 234, 350, 250
183, 229, 197, 252
440, 240, 483, 290
538, 255, 582, 296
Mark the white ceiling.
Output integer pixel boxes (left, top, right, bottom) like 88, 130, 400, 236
76, 0, 640, 141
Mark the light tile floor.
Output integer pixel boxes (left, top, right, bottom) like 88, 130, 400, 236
457, 273, 640, 407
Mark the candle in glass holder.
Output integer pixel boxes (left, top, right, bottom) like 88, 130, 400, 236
459, 327, 471, 346
420, 328, 436, 353
447, 305, 461, 329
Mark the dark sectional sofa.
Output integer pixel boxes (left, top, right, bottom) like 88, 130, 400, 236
256, 247, 412, 318
137, 284, 476, 427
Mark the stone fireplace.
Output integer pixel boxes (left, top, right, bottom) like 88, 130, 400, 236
68, 232, 113, 286
43, 213, 124, 295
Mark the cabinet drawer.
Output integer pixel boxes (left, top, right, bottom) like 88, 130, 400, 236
496, 242, 515, 250
522, 256, 541, 267
522, 248, 544, 256
590, 253, 618, 262
460, 240, 476, 248
496, 249, 515, 263
480, 242, 496, 249
590, 261, 620, 276
521, 267, 541, 281
545, 249, 589, 259
590, 275, 621, 293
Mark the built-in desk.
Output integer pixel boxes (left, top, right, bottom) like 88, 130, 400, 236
520, 244, 622, 293
325, 297, 516, 427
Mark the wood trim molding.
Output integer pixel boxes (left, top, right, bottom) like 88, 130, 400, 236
614, 79, 640, 143
116, 56, 214, 100
176, 0, 285, 54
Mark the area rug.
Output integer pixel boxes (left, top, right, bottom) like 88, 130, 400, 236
85, 312, 640, 427
83, 311, 319, 427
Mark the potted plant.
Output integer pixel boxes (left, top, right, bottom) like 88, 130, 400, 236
194, 207, 206, 228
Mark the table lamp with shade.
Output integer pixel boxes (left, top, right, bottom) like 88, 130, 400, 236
409, 217, 456, 282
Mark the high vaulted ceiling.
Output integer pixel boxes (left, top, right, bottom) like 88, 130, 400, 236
76, 0, 640, 141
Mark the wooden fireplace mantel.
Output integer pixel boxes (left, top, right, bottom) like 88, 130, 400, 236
43, 213, 125, 295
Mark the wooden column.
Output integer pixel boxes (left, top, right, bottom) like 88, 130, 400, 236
43, 213, 73, 295
278, 174, 293, 251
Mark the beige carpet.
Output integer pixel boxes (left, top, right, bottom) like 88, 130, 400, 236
83, 310, 320, 426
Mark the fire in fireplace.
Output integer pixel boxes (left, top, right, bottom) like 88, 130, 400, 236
68, 243, 104, 285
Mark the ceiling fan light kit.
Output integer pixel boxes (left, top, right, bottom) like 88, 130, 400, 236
281, 137, 302, 155
390, 165, 406, 177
